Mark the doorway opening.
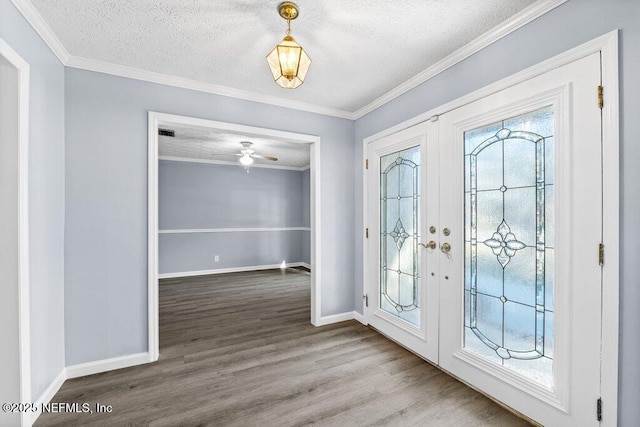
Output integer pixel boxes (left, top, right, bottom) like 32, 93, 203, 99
147, 113, 321, 361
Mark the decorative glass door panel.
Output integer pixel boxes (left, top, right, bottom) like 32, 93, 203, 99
439, 52, 603, 426
380, 146, 421, 327
464, 106, 554, 387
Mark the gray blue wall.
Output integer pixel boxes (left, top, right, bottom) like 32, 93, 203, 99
159, 160, 310, 273
64, 67, 354, 366
0, 0, 66, 402
353, 0, 640, 423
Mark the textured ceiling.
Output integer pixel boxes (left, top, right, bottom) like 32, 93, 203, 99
30, 0, 537, 112
158, 122, 310, 168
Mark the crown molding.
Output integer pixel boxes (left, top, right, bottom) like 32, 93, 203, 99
10, 0, 70, 63
351, 0, 569, 119
12, 0, 566, 121
65, 55, 357, 120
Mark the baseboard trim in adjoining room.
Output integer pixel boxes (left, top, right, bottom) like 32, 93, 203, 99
158, 262, 309, 279
30, 369, 66, 424
65, 352, 152, 379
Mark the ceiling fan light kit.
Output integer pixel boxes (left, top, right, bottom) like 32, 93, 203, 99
266, 2, 312, 89
236, 141, 278, 167
239, 154, 254, 165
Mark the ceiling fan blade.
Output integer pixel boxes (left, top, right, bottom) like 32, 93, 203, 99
253, 154, 278, 161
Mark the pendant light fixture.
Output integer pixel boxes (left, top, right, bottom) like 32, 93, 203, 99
266, 2, 312, 89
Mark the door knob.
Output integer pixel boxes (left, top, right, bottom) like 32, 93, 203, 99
441, 243, 452, 258
418, 241, 437, 250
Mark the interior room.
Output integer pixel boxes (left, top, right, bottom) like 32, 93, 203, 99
0, 0, 638, 426
157, 122, 312, 278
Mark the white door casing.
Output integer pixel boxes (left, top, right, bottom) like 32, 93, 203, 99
147, 112, 322, 361
0, 37, 31, 427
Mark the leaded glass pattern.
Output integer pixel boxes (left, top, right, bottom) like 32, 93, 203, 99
464, 106, 554, 388
380, 146, 421, 327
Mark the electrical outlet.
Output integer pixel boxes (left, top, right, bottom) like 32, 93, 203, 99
214, 255, 219, 262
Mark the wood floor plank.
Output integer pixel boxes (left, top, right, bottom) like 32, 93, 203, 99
37, 268, 530, 426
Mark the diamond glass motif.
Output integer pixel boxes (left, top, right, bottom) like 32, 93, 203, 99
390, 219, 410, 250
380, 146, 421, 327
483, 220, 526, 267
464, 106, 555, 388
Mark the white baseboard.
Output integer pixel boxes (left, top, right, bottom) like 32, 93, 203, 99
314, 311, 368, 327
353, 311, 367, 325
28, 307, 362, 425
65, 352, 152, 379
159, 262, 308, 279
314, 311, 355, 326
29, 369, 66, 424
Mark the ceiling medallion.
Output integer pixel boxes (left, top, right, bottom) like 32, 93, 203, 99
266, 2, 312, 89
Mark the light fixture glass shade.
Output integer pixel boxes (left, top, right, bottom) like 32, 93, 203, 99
267, 35, 311, 89
239, 154, 254, 165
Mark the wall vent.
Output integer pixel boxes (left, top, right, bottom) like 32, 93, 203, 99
158, 128, 175, 137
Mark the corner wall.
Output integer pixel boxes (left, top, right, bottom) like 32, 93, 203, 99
353, 0, 640, 423
0, 0, 66, 403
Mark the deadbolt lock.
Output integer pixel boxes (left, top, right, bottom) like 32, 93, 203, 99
443, 228, 451, 236
429, 226, 436, 234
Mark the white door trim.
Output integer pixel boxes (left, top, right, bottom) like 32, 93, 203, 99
147, 112, 322, 362
599, 31, 620, 427
0, 37, 31, 427
361, 30, 619, 425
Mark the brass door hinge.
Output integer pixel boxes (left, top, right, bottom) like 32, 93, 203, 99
598, 85, 604, 109
366, 228, 369, 239
599, 243, 605, 266
597, 397, 602, 421
363, 294, 369, 307
366, 159, 369, 169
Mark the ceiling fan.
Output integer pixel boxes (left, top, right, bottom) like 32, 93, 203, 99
236, 141, 278, 166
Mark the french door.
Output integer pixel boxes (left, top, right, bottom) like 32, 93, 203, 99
365, 122, 439, 362
365, 52, 603, 425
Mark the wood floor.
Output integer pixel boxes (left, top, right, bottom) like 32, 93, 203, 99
38, 269, 530, 426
